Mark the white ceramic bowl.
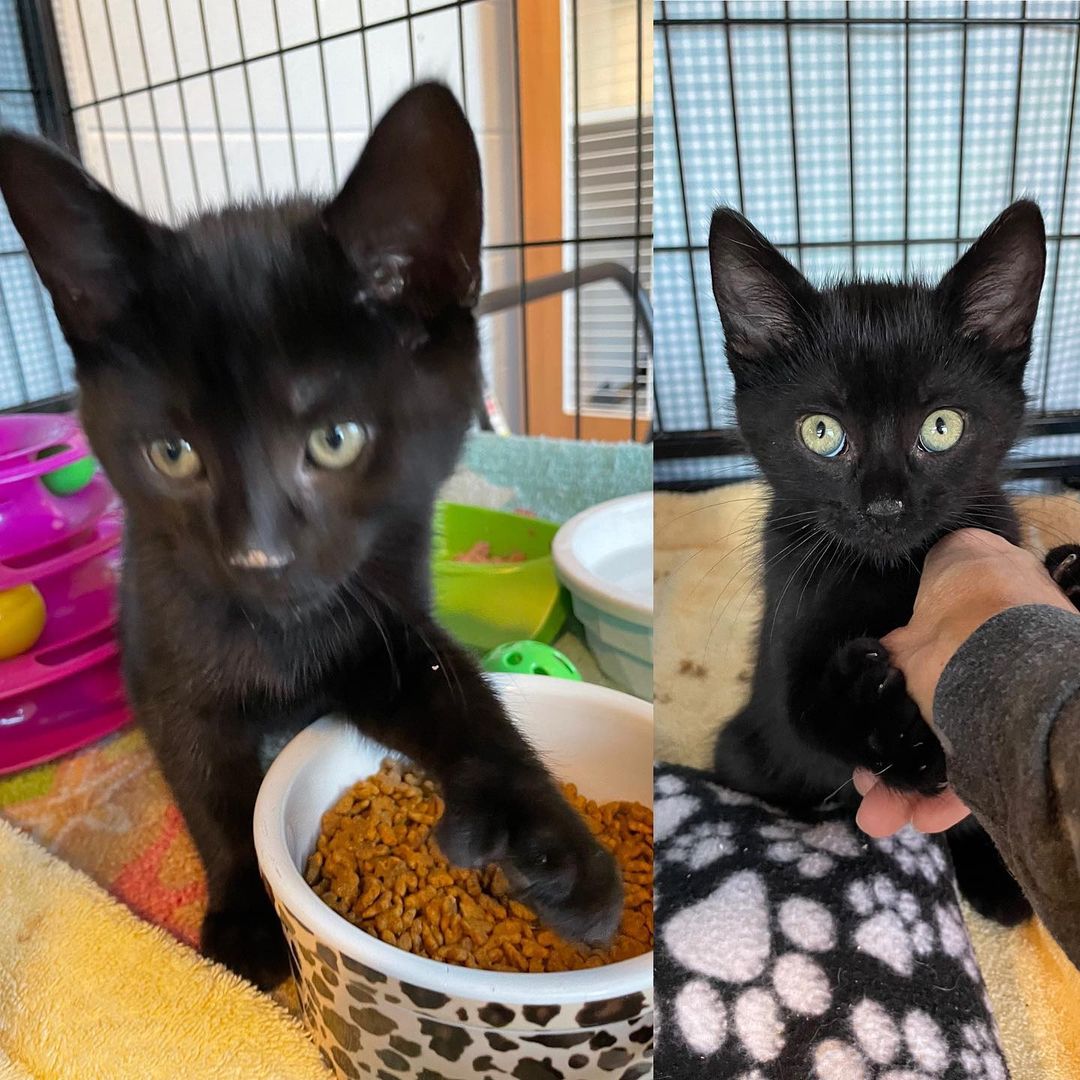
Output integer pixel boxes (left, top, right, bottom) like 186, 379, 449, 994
254, 674, 653, 1079
552, 493, 653, 699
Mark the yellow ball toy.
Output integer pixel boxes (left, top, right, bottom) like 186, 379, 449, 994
0, 583, 47, 660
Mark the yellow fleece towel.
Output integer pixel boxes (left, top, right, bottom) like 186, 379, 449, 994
655, 483, 1080, 1080
0, 815, 330, 1080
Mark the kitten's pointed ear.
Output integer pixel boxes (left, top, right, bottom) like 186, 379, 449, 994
324, 82, 482, 317
937, 199, 1046, 352
0, 131, 162, 344
708, 207, 814, 362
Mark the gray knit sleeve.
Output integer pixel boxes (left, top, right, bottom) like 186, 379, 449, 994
933, 603, 1080, 965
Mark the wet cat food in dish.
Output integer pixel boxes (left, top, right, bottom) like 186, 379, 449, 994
451, 541, 527, 564
305, 759, 653, 972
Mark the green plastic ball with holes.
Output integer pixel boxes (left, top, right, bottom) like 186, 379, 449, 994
482, 640, 582, 681
36, 446, 97, 496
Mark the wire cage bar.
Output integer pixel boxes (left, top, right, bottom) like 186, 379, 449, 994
0, 0, 653, 444
652, 0, 1080, 488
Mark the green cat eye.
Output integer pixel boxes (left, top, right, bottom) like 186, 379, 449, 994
307, 422, 366, 469
918, 408, 965, 453
147, 437, 201, 480
798, 414, 847, 458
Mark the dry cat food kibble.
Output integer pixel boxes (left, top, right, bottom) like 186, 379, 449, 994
305, 760, 653, 972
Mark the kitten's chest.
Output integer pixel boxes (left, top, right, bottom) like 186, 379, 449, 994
764, 534, 919, 641
120, 571, 332, 705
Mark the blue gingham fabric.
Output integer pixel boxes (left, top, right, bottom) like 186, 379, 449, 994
0, 0, 74, 409
655, 0, 1080, 484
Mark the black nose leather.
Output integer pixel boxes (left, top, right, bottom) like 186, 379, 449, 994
866, 498, 904, 520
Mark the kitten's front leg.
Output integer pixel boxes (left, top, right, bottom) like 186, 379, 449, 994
803, 638, 948, 796
339, 618, 624, 945
139, 702, 290, 989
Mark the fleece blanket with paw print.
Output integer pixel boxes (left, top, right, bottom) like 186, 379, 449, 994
654, 764, 1008, 1080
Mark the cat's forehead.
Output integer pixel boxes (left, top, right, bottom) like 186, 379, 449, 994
807, 281, 967, 402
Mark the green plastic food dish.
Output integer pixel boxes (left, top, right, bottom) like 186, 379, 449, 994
36, 446, 98, 496
482, 640, 582, 680
432, 503, 569, 652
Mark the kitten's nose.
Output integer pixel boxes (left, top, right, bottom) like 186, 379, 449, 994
227, 545, 294, 571
866, 498, 905, 520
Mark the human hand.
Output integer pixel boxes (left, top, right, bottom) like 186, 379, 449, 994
882, 528, 1076, 720
855, 528, 1076, 838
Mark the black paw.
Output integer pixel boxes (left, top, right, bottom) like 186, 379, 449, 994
1046, 544, 1080, 609
825, 637, 947, 796
202, 892, 290, 990
437, 765, 624, 946
948, 817, 1033, 927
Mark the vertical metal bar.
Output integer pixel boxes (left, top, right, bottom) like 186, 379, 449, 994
902, 4, 910, 275
129, 0, 175, 214
1039, 21, 1080, 416
572, 0, 581, 438
14, 0, 80, 153
630, 0, 643, 439
71, 0, 117, 190
1008, 0, 1027, 199
456, 1, 468, 113
662, 9, 714, 426
510, 0, 529, 433
954, 0, 969, 259
98, 0, 147, 210
358, 0, 374, 132
164, 0, 206, 208
0, 276, 30, 402
193, 0, 233, 200
270, 0, 301, 190
844, 0, 855, 274
723, 0, 745, 213
229, 0, 266, 195
313, 0, 339, 183
405, 0, 417, 83
783, 0, 803, 268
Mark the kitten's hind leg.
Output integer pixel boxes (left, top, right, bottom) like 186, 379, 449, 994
947, 815, 1032, 927
1046, 544, 1080, 608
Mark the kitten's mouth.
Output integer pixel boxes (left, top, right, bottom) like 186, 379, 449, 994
822, 515, 936, 566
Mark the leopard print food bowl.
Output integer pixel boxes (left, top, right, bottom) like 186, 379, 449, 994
254, 674, 654, 1079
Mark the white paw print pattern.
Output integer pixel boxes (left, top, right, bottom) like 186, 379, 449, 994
759, 818, 866, 880
959, 1022, 1007, 1080
848, 875, 935, 977
655, 773, 687, 797
655, 792, 701, 842
934, 902, 981, 983
812, 1001, 952, 1079
665, 820, 737, 870
666, 870, 835, 1065
873, 827, 948, 884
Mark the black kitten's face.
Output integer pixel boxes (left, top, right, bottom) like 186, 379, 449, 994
0, 83, 483, 611
709, 203, 1046, 561
76, 209, 478, 608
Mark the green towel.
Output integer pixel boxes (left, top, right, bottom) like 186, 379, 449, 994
444, 432, 652, 524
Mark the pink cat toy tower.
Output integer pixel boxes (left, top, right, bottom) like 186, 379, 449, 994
0, 413, 129, 773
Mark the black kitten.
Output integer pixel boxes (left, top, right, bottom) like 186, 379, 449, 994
707, 201, 1053, 926
0, 84, 621, 987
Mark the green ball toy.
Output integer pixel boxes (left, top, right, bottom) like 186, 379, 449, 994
37, 446, 97, 496
482, 640, 582, 681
